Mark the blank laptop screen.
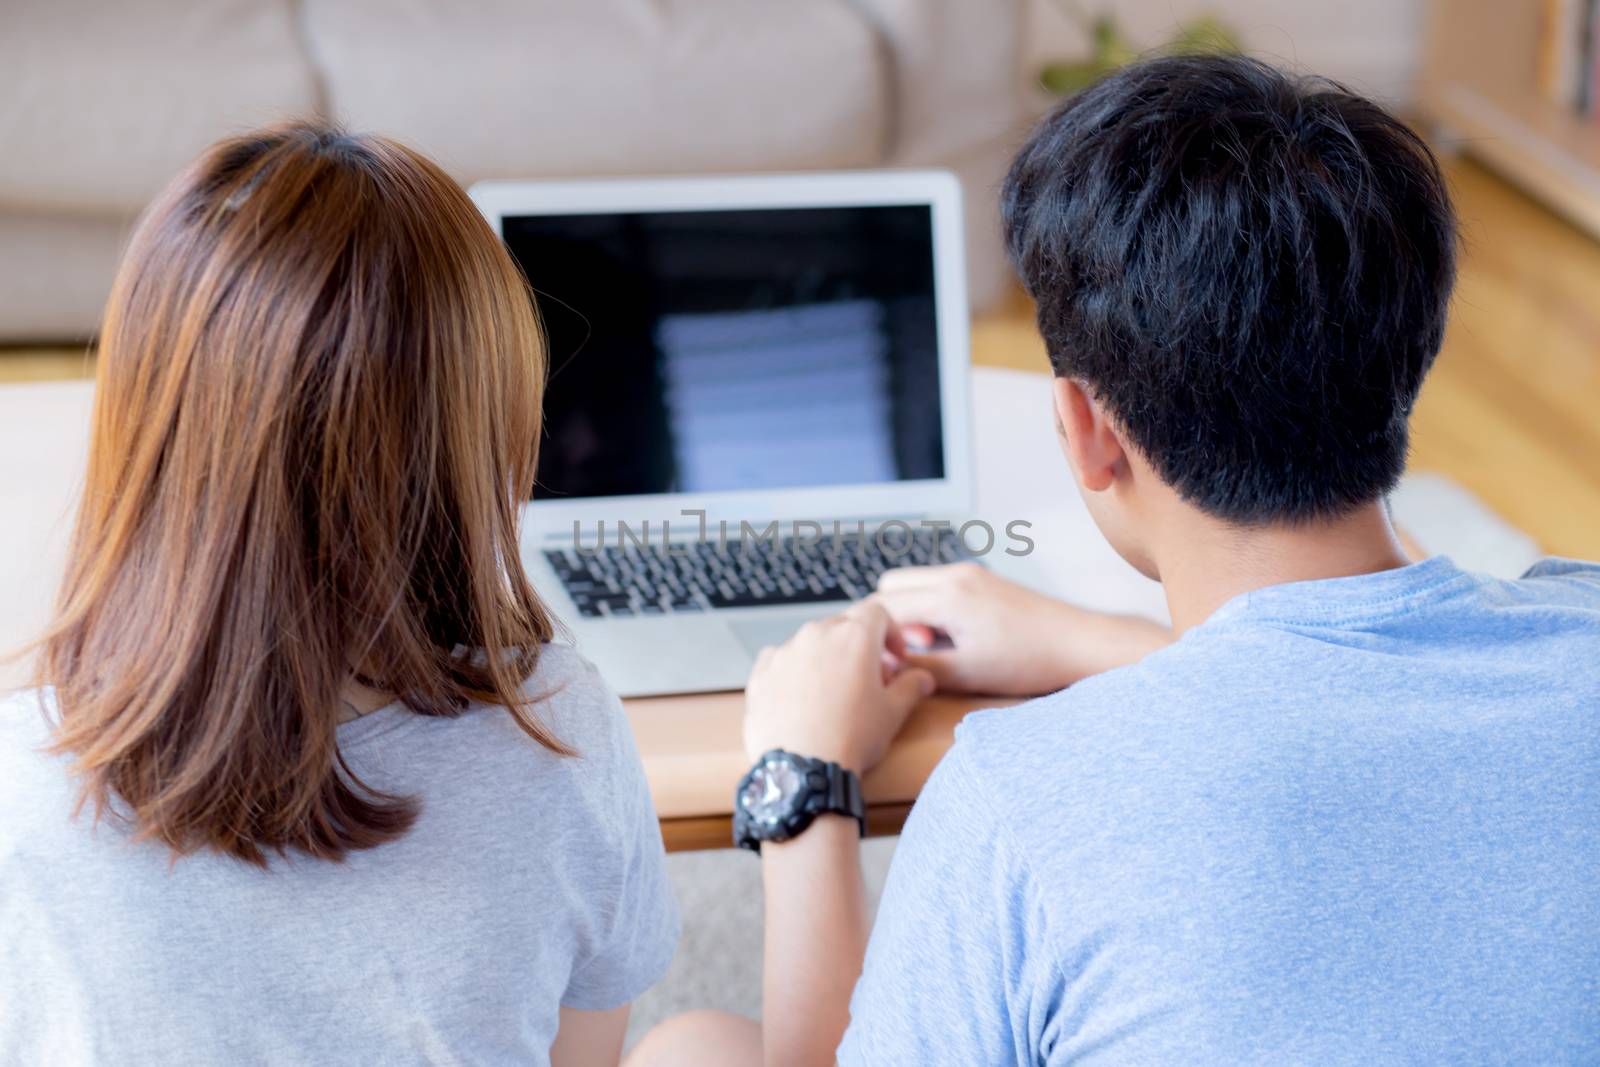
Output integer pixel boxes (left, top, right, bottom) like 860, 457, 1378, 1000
500, 205, 945, 500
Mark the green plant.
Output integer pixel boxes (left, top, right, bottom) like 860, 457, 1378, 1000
1039, 1, 1242, 95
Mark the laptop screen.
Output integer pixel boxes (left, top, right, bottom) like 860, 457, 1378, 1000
500, 204, 945, 501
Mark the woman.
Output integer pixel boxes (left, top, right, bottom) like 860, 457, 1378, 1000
0, 123, 677, 1065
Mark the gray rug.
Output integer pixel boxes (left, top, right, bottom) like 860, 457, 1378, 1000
627, 837, 899, 1043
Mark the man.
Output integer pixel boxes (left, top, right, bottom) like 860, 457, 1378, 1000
631, 54, 1600, 1064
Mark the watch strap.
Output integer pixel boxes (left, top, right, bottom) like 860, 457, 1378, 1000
826, 760, 865, 837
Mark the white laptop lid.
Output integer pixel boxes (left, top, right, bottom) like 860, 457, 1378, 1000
470, 171, 972, 541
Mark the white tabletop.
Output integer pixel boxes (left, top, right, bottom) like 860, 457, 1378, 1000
0, 369, 1539, 690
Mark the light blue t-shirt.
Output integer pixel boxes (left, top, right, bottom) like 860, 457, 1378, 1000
842, 556, 1600, 1065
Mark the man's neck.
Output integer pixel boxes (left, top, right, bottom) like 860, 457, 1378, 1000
1156, 500, 1412, 635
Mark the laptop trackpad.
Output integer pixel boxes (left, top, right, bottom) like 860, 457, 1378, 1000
727, 608, 837, 657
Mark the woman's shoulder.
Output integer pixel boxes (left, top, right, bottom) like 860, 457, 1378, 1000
429, 643, 642, 799
0, 688, 70, 837
466, 643, 654, 846
515, 642, 630, 758
342, 644, 646, 842
0, 687, 58, 764
524, 640, 608, 694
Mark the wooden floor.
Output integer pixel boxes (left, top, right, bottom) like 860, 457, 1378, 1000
0, 346, 95, 382
4, 159, 1597, 557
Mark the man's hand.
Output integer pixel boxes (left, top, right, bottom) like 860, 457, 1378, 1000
744, 598, 936, 774
739, 598, 931, 1067
876, 563, 1172, 696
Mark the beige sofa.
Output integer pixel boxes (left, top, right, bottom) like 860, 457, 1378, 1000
0, 0, 1029, 343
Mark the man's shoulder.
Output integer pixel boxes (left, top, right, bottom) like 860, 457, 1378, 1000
940, 621, 1337, 850
1518, 557, 1600, 605
955, 629, 1238, 764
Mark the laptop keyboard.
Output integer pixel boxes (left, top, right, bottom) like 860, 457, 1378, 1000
545, 526, 972, 618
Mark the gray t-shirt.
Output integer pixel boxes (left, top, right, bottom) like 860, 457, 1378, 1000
0, 644, 678, 1066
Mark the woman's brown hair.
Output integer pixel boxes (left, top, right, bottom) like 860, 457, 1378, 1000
36, 122, 563, 865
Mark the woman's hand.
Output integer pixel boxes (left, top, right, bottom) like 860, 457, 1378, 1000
743, 598, 936, 774
875, 563, 1171, 696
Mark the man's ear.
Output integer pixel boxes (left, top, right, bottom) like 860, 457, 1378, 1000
1051, 377, 1125, 493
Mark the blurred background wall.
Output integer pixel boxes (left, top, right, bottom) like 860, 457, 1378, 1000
0, 0, 1434, 346
1025, 0, 1426, 102
0, 0, 1036, 341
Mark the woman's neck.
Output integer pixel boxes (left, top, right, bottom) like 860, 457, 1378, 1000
338, 679, 394, 723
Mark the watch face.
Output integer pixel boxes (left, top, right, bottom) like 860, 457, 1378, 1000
740, 755, 804, 825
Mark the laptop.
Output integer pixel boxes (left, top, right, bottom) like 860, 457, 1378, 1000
473, 171, 1013, 697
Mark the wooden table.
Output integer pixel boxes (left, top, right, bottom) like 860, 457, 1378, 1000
628, 688, 1018, 852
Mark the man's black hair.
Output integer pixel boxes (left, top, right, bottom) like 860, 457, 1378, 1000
1002, 54, 1457, 523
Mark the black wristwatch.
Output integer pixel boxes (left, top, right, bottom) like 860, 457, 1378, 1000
733, 749, 865, 852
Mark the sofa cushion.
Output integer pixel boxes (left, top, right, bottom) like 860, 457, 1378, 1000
831, 0, 1029, 311
0, 0, 320, 216
0, 213, 130, 342
302, 0, 889, 182
844, 0, 1027, 165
